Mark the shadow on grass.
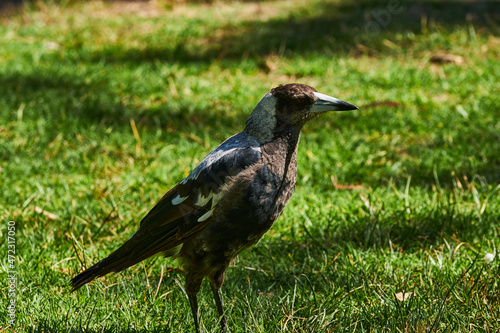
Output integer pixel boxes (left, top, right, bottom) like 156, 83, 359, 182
307, 202, 496, 252
2, 68, 498, 187
87, 0, 500, 65
0, 70, 247, 137
217, 199, 499, 293
30, 322, 174, 333
2, 1, 499, 187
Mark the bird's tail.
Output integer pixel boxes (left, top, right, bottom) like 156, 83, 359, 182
70, 262, 105, 292
70, 228, 181, 292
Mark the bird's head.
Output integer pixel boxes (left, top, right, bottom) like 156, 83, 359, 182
245, 83, 358, 143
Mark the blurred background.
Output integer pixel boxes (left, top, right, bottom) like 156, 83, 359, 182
1, 0, 499, 331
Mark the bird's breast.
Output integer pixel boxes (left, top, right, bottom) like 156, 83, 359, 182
181, 135, 299, 272
213, 137, 298, 243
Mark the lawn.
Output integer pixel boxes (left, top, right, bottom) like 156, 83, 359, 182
1, 0, 499, 332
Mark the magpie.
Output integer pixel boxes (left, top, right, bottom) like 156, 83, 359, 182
71, 83, 358, 333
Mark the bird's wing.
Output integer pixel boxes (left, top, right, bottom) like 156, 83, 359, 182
138, 143, 262, 240
71, 135, 261, 290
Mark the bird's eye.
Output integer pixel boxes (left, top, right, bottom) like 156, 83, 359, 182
296, 97, 307, 104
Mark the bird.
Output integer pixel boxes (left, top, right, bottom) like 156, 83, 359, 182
70, 83, 358, 333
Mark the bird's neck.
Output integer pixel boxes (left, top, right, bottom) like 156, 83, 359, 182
244, 93, 280, 144
244, 115, 275, 144
244, 121, 302, 154
258, 125, 300, 220
272, 125, 302, 156
256, 124, 302, 176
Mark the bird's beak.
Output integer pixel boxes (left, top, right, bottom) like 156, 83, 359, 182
311, 92, 358, 112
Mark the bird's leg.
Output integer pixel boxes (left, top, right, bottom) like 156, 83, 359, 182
210, 270, 231, 333
188, 293, 203, 333
211, 285, 231, 333
186, 274, 204, 333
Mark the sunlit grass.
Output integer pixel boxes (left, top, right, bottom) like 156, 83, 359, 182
0, 0, 499, 332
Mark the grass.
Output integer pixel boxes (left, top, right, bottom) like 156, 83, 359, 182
0, 0, 499, 331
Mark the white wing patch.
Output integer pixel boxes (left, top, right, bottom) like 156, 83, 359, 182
197, 210, 213, 222
171, 194, 188, 205
195, 192, 212, 207
173, 132, 262, 223
195, 191, 224, 222
194, 191, 224, 208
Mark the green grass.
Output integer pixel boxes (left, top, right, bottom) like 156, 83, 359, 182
1, 0, 499, 331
